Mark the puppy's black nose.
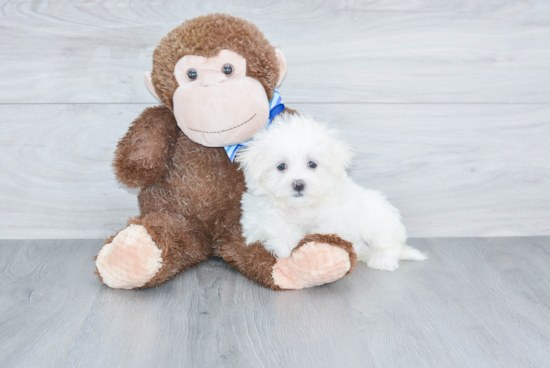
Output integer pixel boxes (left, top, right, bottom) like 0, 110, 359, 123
292, 180, 305, 192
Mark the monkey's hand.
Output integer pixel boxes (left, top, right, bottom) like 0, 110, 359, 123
272, 234, 357, 289
114, 105, 178, 188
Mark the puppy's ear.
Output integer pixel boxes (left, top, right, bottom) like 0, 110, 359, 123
235, 144, 264, 186
327, 138, 355, 176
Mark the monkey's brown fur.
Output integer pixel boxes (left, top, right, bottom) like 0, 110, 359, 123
94, 14, 356, 289
152, 13, 281, 110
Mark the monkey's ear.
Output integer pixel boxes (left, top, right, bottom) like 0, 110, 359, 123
275, 49, 287, 87
144, 71, 161, 102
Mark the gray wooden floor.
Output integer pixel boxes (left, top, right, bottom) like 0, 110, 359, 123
1, 237, 550, 368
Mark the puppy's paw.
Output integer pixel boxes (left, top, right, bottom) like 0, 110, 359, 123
265, 239, 294, 259
96, 224, 163, 289
367, 252, 400, 271
272, 241, 351, 289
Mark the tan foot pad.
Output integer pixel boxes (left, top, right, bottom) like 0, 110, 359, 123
272, 242, 351, 290
96, 224, 162, 289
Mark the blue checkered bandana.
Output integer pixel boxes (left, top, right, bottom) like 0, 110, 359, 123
224, 88, 285, 162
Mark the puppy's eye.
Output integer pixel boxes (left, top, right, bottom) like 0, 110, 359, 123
277, 163, 287, 171
222, 64, 234, 76
308, 161, 317, 169
187, 68, 198, 80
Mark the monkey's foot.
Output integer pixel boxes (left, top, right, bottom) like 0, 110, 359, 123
96, 224, 163, 289
272, 241, 352, 290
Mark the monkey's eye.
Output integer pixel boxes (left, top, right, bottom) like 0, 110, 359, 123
222, 64, 234, 76
308, 161, 317, 169
187, 68, 198, 80
277, 163, 287, 171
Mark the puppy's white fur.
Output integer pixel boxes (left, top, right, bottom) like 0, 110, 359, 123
237, 114, 426, 271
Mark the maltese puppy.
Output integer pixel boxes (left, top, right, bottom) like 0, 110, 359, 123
236, 114, 426, 271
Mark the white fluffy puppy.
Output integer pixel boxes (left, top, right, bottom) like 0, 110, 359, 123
236, 114, 426, 271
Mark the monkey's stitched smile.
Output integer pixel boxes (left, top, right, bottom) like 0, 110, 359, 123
187, 114, 257, 134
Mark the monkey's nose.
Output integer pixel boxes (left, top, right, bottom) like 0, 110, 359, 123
292, 180, 305, 192
202, 73, 227, 87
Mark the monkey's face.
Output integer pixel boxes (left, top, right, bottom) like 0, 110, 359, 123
170, 50, 270, 147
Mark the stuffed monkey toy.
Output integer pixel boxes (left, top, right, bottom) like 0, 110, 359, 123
94, 14, 357, 290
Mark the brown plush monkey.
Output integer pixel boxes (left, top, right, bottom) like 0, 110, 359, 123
94, 14, 357, 290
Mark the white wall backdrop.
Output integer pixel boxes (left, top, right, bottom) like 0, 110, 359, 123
1, 0, 549, 239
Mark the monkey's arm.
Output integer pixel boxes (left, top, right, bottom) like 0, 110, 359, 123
114, 105, 178, 188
